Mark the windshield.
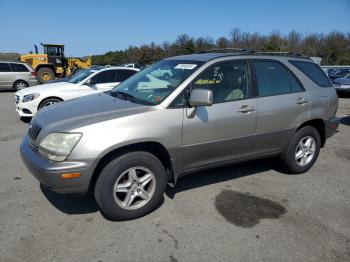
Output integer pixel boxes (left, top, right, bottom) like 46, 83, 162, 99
68, 69, 97, 84
110, 60, 203, 105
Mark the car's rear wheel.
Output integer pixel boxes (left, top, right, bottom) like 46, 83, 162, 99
280, 126, 321, 174
38, 98, 62, 109
13, 80, 28, 91
94, 151, 166, 220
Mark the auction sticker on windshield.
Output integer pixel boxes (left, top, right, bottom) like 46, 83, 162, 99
175, 64, 197, 70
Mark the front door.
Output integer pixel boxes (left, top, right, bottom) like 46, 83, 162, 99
79, 69, 119, 96
181, 60, 258, 172
93, 69, 119, 92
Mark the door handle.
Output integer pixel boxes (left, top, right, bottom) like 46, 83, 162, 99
237, 105, 255, 113
295, 97, 309, 105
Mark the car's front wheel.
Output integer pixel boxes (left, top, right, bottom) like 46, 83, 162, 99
280, 126, 321, 174
38, 98, 62, 109
94, 151, 166, 220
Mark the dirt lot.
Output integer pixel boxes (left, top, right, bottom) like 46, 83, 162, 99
0, 90, 349, 262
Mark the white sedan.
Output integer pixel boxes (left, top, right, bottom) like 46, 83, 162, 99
15, 67, 139, 117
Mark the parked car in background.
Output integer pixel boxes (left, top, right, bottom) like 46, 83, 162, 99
121, 63, 144, 69
328, 68, 350, 81
15, 67, 138, 117
20, 51, 339, 220
323, 68, 336, 75
46, 66, 107, 84
0, 61, 38, 91
150, 67, 173, 80
333, 74, 350, 95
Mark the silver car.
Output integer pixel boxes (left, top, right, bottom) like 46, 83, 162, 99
20, 50, 339, 220
0, 61, 38, 91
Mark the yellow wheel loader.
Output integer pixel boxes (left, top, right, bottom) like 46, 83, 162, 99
20, 43, 91, 83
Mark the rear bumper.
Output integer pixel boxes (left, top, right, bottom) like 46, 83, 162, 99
325, 117, 339, 139
20, 135, 95, 194
28, 79, 39, 86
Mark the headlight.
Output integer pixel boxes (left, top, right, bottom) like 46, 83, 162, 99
23, 93, 40, 102
39, 133, 82, 161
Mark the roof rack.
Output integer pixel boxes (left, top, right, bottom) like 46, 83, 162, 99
195, 48, 255, 54
193, 48, 309, 59
256, 51, 304, 57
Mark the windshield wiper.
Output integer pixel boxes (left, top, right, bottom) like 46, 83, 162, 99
111, 91, 153, 105
112, 91, 136, 101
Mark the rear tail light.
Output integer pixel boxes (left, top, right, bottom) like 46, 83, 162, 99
31, 71, 37, 76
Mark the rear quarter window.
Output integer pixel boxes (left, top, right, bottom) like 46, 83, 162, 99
289, 60, 332, 88
10, 63, 29, 72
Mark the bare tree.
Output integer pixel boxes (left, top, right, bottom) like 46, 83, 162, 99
92, 29, 350, 66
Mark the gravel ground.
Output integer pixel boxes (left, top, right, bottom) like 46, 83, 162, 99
0, 90, 349, 262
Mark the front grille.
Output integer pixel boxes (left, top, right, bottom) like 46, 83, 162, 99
28, 121, 42, 141
29, 141, 39, 151
15, 95, 19, 104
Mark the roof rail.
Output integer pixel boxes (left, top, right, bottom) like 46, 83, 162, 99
195, 48, 255, 54
256, 51, 305, 58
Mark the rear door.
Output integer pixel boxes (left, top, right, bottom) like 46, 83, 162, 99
252, 60, 310, 154
0, 63, 12, 87
181, 60, 258, 171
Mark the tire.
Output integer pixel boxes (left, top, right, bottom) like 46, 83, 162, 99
38, 98, 62, 109
13, 80, 28, 91
280, 126, 321, 174
37, 67, 55, 84
94, 151, 166, 221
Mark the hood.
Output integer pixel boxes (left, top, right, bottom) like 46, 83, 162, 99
17, 81, 76, 96
33, 93, 149, 133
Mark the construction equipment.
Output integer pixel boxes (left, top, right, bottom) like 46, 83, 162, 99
20, 43, 91, 83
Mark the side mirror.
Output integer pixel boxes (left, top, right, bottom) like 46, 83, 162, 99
189, 89, 213, 107
86, 78, 96, 85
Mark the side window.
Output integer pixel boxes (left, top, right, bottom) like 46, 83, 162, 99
117, 69, 137, 82
0, 63, 10, 72
253, 61, 290, 97
92, 70, 117, 84
192, 61, 250, 104
47, 47, 56, 56
11, 63, 29, 72
170, 87, 191, 108
289, 60, 332, 88
289, 72, 304, 93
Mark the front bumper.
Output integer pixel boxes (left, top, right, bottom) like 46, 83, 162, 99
325, 117, 339, 139
15, 95, 38, 117
20, 135, 95, 194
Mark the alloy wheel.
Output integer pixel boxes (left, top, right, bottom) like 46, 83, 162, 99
16, 82, 27, 90
295, 136, 316, 166
113, 167, 156, 210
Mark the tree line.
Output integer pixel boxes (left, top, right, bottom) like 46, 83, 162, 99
92, 28, 350, 66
